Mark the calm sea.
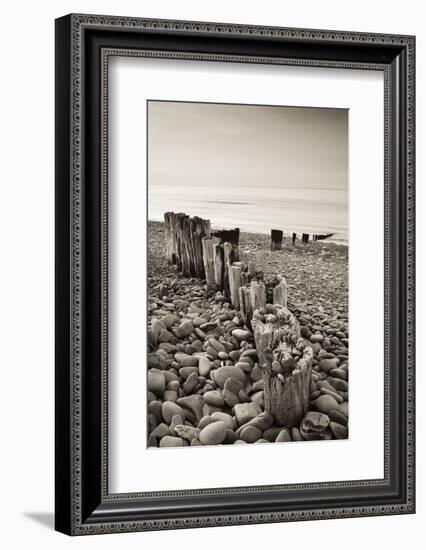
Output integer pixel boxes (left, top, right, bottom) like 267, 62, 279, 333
148, 184, 348, 245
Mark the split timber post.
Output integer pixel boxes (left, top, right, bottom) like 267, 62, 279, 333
213, 243, 225, 289
252, 304, 313, 427
271, 229, 283, 251
273, 276, 288, 307
164, 212, 211, 276
250, 280, 267, 311
223, 242, 233, 297
202, 237, 220, 285
302, 233, 309, 243
212, 228, 240, 262
228, 263, 242, 309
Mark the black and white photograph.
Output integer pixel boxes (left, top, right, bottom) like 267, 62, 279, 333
147, 100, 349, 448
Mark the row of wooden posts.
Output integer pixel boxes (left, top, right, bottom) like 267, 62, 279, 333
164, 212, 313, 427
164, 212, 289, 318
163, 212, 313, 427
271, 229, 333, 250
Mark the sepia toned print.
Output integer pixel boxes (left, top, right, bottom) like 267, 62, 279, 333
147, 100, 348, 448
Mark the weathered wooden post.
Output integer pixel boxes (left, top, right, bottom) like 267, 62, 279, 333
250, 280, 267, 311
271, 229, 283, 251
302, 233, 309, 243
202, 237, 220, 285
212, 228, 240, 261
223, 242, 233, 297
292, 232, 297, 246
273, 275, 288, 307
191, 216, 211, 278
252, 304, 313, 427
213, 243, 225, 290
228, 264, 242, 308
238, 286, 253, 323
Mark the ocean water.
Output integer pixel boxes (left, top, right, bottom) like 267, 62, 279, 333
148, 184, 348, 244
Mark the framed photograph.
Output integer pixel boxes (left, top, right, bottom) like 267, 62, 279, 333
55, 14, 415, 535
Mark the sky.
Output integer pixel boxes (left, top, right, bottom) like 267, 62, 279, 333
147, 100, 348, 240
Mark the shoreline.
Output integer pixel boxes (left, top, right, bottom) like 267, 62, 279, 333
148, 218, 348, 247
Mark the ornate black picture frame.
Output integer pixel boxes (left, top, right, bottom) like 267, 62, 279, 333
55, 14, 415, 535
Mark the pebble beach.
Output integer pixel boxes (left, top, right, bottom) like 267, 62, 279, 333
147, 221, 349, 448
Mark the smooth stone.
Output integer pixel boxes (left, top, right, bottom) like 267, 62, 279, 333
222, 389, 239, 407
174, 352, 191, 363
252, 380, 264, 392
291, 427, 304, 441
161, 401, 185, 424
198, 357, 212, 377
330, 421, 348, 439
211, 412, 236, 430
169, 414, 184, 435
148, 413, 157, 432
329, 409, 348, 426
151, 319, 166, 343
320, 387, 344, 403
151, 423, 169, 439
158, 342, 177, 353
148, 390, 159, 404
241, 348, 258, 359
179, 366, 198, 380
314, 394, 339, 414
250, 390, 264, 407
167, 380, 180, 392
162, 313, 179, 328
183, 372, 198, 394
263, 426, 282, 443
209, 338, 225, 353
179, 356, 199, 368
337, 401, 349, 416
203, 403, 222, 416
328, 377, 348, 392
159, 436, 186, 447
224, 378, 244, 394
232, 329, 252, 341
310, 333, 324, 343
147, 369, 166, 397
199, 421, 228, 445
203, 390, 225, 407
163, 390, 178, 402
238, 412, 274, 433
275, 428, 292, 443
197, 415, 216, 430
329, 368, 348, 381
229, 350, 240, 361
174, 425, 201, 442
224, 429, 239, 444
250, 366, 263, 382
319, 358, 340, 373
234, 402, 262, 426
177, 320, 194, 337
147, 433, 158, 447
301, 411, 330, 433
177, 395, 205, 422
148, 400, 162, 423
163, 371, 180, 383
159, 328, 175, 344
240, 425, 262, 443
212, 365, 246, 388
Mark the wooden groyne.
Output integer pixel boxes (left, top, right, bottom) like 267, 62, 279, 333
163, 211, 314, 427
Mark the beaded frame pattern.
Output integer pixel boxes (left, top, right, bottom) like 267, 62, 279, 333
69, 14, 415, 534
